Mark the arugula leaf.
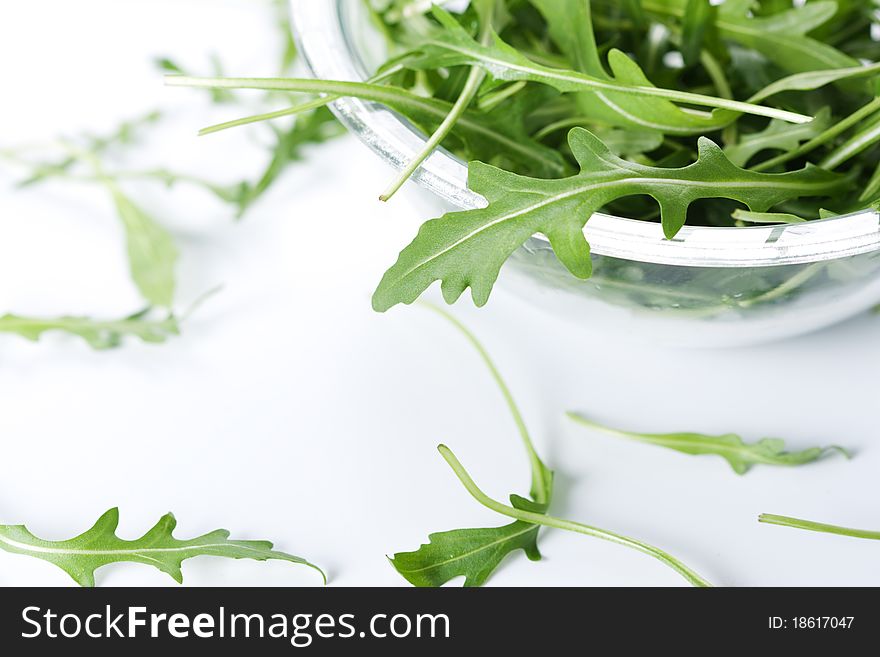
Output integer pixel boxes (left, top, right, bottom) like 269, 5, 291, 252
680, 0, 716, 67
528, 0, 604, 75
437, 445, 712, 587
391, 306, 709, 587
747, 61, 880, 103
859, 160, 880, 203
567, 413, 849, 474
389, 303, 551, 587
0, 309, 180, 349
0, 508, 324, 587
819, 112, 880, 170
109, 185, 178, 308
725, 108, 832, 167
759, 514, 880, 541
174, 0, 880, 317
754, 97, 880, 172
393, 7, 812, 126
642, 0, 858, 75
389, 496, 545, 587
529, 0, 731, 135
3, 137, 178, 309
372, 128, 846, 311
716, 0, 858, 74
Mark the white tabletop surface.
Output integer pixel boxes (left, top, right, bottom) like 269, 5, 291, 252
2, 0, 880, 588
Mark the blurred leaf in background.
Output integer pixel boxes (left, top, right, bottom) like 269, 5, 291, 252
0, 0, 344, 349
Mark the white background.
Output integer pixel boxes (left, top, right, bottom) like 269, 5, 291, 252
1, 0, 879, 587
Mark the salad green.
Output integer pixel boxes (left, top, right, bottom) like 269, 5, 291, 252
390, 304, 710, 587
172, 0, 880, 311
0, 508, 324, 587
568, 412, 849, 474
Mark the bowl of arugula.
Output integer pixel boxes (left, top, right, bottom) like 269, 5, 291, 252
177, 0, 880, 345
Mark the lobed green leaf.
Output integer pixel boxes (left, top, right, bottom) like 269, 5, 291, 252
373, 128, 846, 311
568, 413, 849, 475
0, 508, 324, 587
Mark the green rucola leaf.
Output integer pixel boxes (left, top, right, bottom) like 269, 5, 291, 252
644, 0, 858, 75
528, 0, 604, 74
372, 128, 846, 311
859, 161, 880, 203
715, 0, 858, 75
753, 97, 880, 172
747, 62, 880, 103
392, 7, 811, 127
819, 112, 880, 170
725, 107, 832, 167
110, 186, 178, 308
0, 508, 324, 587
681, 0, 716, 67
437, 445, 712, 587
567, 413, 849, 475
389, 304, 552, 587
529, 0, 730, 135
0, 309, 180, 349
389, 496, 545, 587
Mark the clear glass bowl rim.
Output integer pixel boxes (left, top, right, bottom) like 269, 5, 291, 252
290, 0, 880, 268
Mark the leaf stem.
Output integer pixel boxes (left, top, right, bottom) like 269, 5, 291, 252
166, 76, 566, 177
200, 100, 326, 136
379, 65, 484, 201
819, 115, 880, 170
421, 34, 812, 123
420, 302, 550, 505
379, 14, 494, 202
758, 514, 880, 541
196, 66, 403, 137
438, 445, 712, 587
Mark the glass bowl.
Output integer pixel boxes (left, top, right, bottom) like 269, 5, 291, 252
290, 0, 880, 346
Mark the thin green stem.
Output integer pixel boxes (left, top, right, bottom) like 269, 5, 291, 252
737, 262, 825, 308
700, 51, 733, 101
820, 115, 880, 170
379, 12, 495, 202
700, 50, 738, 145
732, 210, 807, 224
753, 97, 880, 172
200, 100, 327, 136
566, 412, 639, 440
196, 66, 403, 137
420, 302, 550, 506
759, 514, 880, 541
477, 81, 527, 111
438, 445, 712, 587
166, 76, 566, 177
379, 65, 484, 200
533, 116, 598, 141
